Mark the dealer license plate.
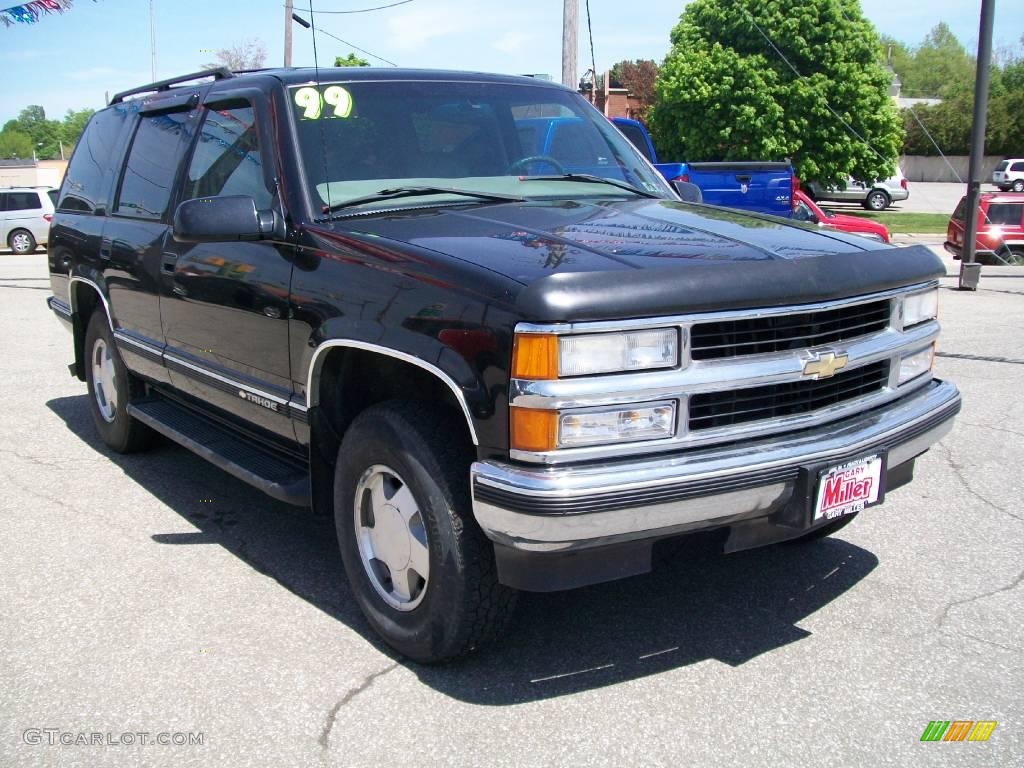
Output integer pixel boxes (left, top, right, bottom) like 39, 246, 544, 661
813, 455, 884, 522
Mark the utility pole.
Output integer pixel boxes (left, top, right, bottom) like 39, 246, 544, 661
149, 0, 156, 81
284, 0, 294, 67
561, 0, 578, 90
959, 0, 996, 291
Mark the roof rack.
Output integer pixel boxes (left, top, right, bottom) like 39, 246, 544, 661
109, 67, 234, 105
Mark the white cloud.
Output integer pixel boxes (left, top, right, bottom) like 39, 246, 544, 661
386, 4, 476, 51
493, 31, 536, 54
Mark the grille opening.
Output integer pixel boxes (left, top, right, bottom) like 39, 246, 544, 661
688, 360, 890, 431
690, 300, 891, 360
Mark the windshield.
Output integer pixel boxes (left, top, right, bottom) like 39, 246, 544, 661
289, 80, 674, 214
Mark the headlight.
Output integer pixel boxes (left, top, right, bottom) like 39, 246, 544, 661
902, 289, 938, 328
898, 344, 935, 385
510, 403, 677, 452
512, 329, 679, 379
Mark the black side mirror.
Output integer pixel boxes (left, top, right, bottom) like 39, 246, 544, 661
172, 195, 279, 243
672, 180, 703, 203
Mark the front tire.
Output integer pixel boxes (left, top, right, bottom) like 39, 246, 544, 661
863, 190, 890, 211
84, 311, 154, 453
8, 229, 37, 254
334, 401, 517, 662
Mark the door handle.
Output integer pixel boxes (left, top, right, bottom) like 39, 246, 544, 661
161, 253, 178, 274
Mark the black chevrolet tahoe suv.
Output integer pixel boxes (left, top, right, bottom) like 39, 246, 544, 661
46, 67, 961, 662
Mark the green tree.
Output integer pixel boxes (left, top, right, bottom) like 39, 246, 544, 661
609, 59, 659, 121
4, 105, 61, 159
897, 23, 974, 99
61, 108, 95, 148
0, 129, 33, 159
334, 53, 370, 67
649, 0, 903, 186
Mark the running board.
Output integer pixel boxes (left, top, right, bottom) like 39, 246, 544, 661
127, 399, 310, 506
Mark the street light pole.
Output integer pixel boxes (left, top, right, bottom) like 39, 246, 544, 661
284, 0, 294, 67
561, 0, 578, 90
959, 0, 996, 291
149, 0, 157, 82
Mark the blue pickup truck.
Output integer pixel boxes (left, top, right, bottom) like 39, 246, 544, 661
611, 117, 795, 217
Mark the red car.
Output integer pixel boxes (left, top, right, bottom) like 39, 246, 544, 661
792, 190, 891, 243
944, 192, 1024, 265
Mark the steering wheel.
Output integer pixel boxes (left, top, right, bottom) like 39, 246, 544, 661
507, 155, 567, 175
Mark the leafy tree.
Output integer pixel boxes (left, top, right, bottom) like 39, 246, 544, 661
649, 0, 903, 186
896, 23, 974, 99
335, 53, 370, 67
609, 59, 659, 121
0, 129, 32, 159
3, 105, 61, 159
61, 108, 95, 152
205, 38, 267, 71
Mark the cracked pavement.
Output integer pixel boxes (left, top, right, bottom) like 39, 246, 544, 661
1, 248, 1020, 767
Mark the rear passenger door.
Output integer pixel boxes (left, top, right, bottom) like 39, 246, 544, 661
160, 92, 298, 441
105, 106, 195, 384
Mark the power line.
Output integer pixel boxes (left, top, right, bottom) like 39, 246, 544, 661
315, 26, 397, 66
584, 0, 597, 102
290, 0, 413, 13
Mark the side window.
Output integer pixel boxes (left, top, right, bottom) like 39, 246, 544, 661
58, 104, 132, 214
7, 192, 42, 211
116, 113, 189, 220
986, 204, 1023, 227
182, 106, 272, 209
0, 193, 9, 211
1011, 162, 1024, 173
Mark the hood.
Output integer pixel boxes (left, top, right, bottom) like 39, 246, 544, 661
825, 211, 890, 239
336, 198, 944, 322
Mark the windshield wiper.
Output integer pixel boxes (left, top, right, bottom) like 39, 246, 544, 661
520, 173, 661, 199
323, 186, 525, 214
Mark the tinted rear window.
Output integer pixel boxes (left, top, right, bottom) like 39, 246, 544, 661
995, 161, 1008, 171
617, 123, 654, 162
951, 198, 966, 221
47, 189, 57, 206
986, 203, 1023, 227
58, 103, 132, 213
5, 192, 42, 211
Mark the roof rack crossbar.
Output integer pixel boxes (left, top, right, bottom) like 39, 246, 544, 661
109, 67, 234, 105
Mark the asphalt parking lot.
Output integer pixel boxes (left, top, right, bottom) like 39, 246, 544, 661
1, 247, 1021, 767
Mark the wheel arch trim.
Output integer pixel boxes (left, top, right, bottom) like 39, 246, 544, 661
68, 275, 114, 330
306, 340, 480, 445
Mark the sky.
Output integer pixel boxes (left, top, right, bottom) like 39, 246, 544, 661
2, 0, 1022, 127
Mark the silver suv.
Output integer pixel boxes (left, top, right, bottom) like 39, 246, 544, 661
992, 159, 1024, 193
1, 186, 56, 254
804, 168, 909, 211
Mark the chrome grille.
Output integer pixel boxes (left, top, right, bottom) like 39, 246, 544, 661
688, 360, 890, 431
690, 299, 892, 360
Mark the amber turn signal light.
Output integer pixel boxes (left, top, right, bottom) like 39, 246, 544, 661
511, 333, 558, 380
509, 407, 558, 452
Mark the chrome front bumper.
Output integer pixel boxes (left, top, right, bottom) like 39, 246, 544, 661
472, 379, 960, 553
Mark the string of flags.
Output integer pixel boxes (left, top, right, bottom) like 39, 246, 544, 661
0, 0, 88, 28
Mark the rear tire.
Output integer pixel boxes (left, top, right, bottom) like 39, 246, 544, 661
84, 311, 154, 453
863, 190, 890, 211
8, 229, 37, 254
334, 401, 517, 662
1012, 180, 1024, 193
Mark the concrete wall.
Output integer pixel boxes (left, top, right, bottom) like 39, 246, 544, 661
900, 155, 1005, 183
0, 161, 66, 189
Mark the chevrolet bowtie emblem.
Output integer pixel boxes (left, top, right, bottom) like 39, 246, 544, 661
803, 351, 849, 379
